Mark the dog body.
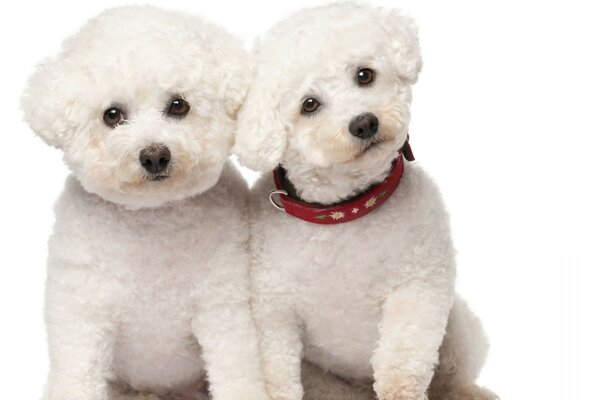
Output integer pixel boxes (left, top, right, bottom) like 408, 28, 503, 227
235, 3, 494, 400
49, 165, 251, 399
23, 7, 267, 400
249, 163, 454, 399
251, 163, 455, 382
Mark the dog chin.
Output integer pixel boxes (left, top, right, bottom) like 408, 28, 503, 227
83, 171, 214, 209
125, 174, 196, 193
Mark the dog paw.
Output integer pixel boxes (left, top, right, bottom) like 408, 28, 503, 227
374, 376, 428, 400
265, 382, 303, 400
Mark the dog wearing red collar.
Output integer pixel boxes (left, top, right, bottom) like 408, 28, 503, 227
234, 3, 496, 400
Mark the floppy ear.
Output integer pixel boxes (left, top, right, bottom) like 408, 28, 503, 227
379, 9, 423, 84
233, 54, 287, 172
220, 46, 253, 120
21, 58, 77, 149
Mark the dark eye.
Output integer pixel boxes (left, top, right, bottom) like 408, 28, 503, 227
167, 98, 190, 117
103, 107, 125, 127
357, 68, 375, 86
301, 98, 321, 114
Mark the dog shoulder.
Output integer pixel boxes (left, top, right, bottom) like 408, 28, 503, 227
400, 163, 448, 215
49, 175, 112, 267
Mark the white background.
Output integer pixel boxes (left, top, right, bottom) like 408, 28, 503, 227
1, 0, 598, 399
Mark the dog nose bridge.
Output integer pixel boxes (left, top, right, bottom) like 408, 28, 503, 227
127, 112, 172, 142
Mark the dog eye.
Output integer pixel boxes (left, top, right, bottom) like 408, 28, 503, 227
167, 98, 190, 117
103, 107, 125, 128
357, 68, 375, 86
301, 98, 321, 114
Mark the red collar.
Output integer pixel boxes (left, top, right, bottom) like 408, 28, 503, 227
269, 139, 415, 224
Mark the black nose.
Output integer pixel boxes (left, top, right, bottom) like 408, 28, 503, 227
348, 112, 379, 139
139, 144, 171, 174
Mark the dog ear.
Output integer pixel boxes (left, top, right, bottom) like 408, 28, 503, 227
220, 44, 253, 120
233, 52, 287, 172
21, 57, 78, 149
379, 9, 423, 84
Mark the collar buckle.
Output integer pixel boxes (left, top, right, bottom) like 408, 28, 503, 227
269, 189, 288, 212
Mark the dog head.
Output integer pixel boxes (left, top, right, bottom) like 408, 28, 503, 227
22, 6, 250, 209
234, 2, 421, 197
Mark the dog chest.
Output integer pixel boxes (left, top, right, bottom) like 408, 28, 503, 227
256, 210, 418, 378
299, 280, 383, 379
111, 289, 205, 392
50, 179, 247, 392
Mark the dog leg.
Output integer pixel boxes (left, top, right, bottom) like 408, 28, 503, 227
299, 298, 498, 400
372, 282, 452, 400
44, 266, 116, 400
253, 307, 304, 400
192, 302, 268, 400
428, 297, 498, 400
191, 268, 269, 400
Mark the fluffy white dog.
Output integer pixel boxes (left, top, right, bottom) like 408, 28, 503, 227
235, 3, 496, 400
22, 7, 269, 400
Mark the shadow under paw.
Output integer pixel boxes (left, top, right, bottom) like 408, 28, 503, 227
430, 384, 499, 400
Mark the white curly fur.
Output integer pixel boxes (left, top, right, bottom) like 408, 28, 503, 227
234, 3, 496, 400
23, 6, 250, 210
22, 6, 268, 400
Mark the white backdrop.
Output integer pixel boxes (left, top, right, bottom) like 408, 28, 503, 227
1, 1, 598, 399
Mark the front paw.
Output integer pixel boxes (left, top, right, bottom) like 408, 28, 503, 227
265, 382, 303, 400
374, 374, 428, 400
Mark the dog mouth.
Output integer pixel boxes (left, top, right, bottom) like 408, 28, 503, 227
146, 165, 174, 182
361, 138, 389, 154
347, 137, 392, 163
150, 174, 170, 182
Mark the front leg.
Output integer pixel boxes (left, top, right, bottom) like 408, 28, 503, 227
192, 294, 269, 400
372, 282, 453, 400
44, 268, 115, 400
254, 306, 304, 400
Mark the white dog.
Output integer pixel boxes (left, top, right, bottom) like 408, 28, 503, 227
22, 7, 268, 400
235, 3, 496, 400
